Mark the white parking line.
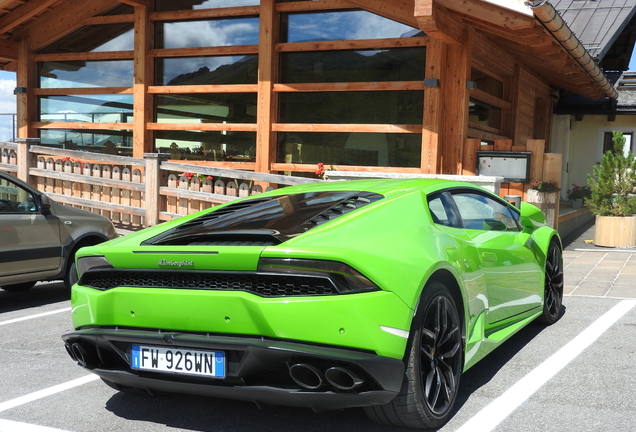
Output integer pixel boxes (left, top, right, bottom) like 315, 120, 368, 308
0, 308, 70, 326
0, 419, 73, 432
0, 375, 99, 414
456, 299, 636, 432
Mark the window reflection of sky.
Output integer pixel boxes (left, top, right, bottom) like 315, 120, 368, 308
159, 55, 257, 85
91, 29, 134, 52
40, 61, 133, 89
161, 18, 259, 49
285, 11, 418, 43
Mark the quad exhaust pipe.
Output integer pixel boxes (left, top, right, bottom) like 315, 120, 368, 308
64, 342, 94, 367
289, 363, 364, 391
324, 367, 363, 390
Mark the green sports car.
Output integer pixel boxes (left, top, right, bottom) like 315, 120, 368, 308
62, 178, 563, 429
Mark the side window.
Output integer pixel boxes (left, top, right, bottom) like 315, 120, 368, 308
427, 192, 461, 228
452, 192, 520, 231
428, 196, 450, 226
0, 179, 37, 213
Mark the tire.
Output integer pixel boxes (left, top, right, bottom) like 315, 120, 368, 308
537, 240, 564, 325
64, 260, 78, 291
1, 281, 37, 292
365, 281, 463, 429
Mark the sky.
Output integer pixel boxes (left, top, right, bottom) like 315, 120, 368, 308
0, 70, 16, 142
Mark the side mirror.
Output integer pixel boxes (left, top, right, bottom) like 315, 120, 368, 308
40, 194, 53, 215
519, 201, 547, 229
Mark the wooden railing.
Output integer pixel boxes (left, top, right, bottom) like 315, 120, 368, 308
0, 139, 323, 229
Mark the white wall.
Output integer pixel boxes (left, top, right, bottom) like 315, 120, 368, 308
551, 114, 636, 200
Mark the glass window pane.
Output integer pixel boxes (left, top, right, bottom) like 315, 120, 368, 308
157, 55, 258, 85
281, 11, 423, 43
155, 131, 256, 162
156, 18, 259, 49
0, 178, 35, 213
280, 48, 425, 83
39, 60, 134, 88
156, 94, 257, 123
453, 192, 519, 231
277, 132, 421, 167
279, 91, 423, 125
40, 95, 134, 124
156, 0, 259, 11
39, 24, 134, 54
469, 98, 502, 130
470, 68, 503, 99
40, 129, 133, 156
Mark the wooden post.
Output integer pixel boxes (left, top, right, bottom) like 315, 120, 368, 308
255, 0, 277, 177
15, 138, 39, 186
16, 39, 36, 140
422, 38, 444, 174
133, 4, 154, 158
440, 29, 471, 174
143, 153, 169, 227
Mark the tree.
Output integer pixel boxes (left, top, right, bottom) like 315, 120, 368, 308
587, 131, 636, 216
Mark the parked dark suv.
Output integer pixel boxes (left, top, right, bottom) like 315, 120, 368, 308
0, 170, 118, 292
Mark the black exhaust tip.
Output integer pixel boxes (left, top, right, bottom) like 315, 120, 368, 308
289, 364, 325, 390
324, 367, 364, 390
71, 343, 90, 367
64, 343, 77, 361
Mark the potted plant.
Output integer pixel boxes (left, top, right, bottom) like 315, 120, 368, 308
567, 183, 592, 209
527, 178, 560, 228
587, 131, 636, 247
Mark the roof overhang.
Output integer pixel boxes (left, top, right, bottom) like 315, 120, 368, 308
350, 0, 616, 100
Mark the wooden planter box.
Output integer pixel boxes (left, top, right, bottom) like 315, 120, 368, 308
594, 215, 636, 247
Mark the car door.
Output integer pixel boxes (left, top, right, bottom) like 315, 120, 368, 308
0, 175, 62, 279
449, 190, 543, 324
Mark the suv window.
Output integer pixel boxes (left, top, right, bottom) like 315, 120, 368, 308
0, 178, 37, 213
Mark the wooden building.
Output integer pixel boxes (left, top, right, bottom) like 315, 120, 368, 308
0, 0, 618, 181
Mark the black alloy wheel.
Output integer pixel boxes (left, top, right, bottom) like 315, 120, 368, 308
537, 240, 564, 325
419, 291, 463, 417
365, 281, 463, 429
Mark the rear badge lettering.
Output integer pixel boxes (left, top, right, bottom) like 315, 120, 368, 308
158, 259, 194, 267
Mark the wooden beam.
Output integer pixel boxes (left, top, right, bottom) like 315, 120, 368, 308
273, 124, 421, 133
276, 0, 353, 12
415, 0, 465, 45
133, 3, 153, 157
119, 0, 151, 6
33, 51, 134, 62
274, 81, 425, 92
276, 37, 427, 53
16, 39, 36, 140
0, 38, 17, 61
13, 0, 119, 53
436, 0, 535, 30
422, 37, 445, 173
0, 0, 61, 35
150, 6, 260, 21
440, 28, 471, 174
256, 0, 277, 174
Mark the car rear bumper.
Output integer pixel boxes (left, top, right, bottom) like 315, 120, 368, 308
62, 328, 404, 411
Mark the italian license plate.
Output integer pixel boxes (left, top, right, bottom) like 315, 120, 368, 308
131, 345, 225, 379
